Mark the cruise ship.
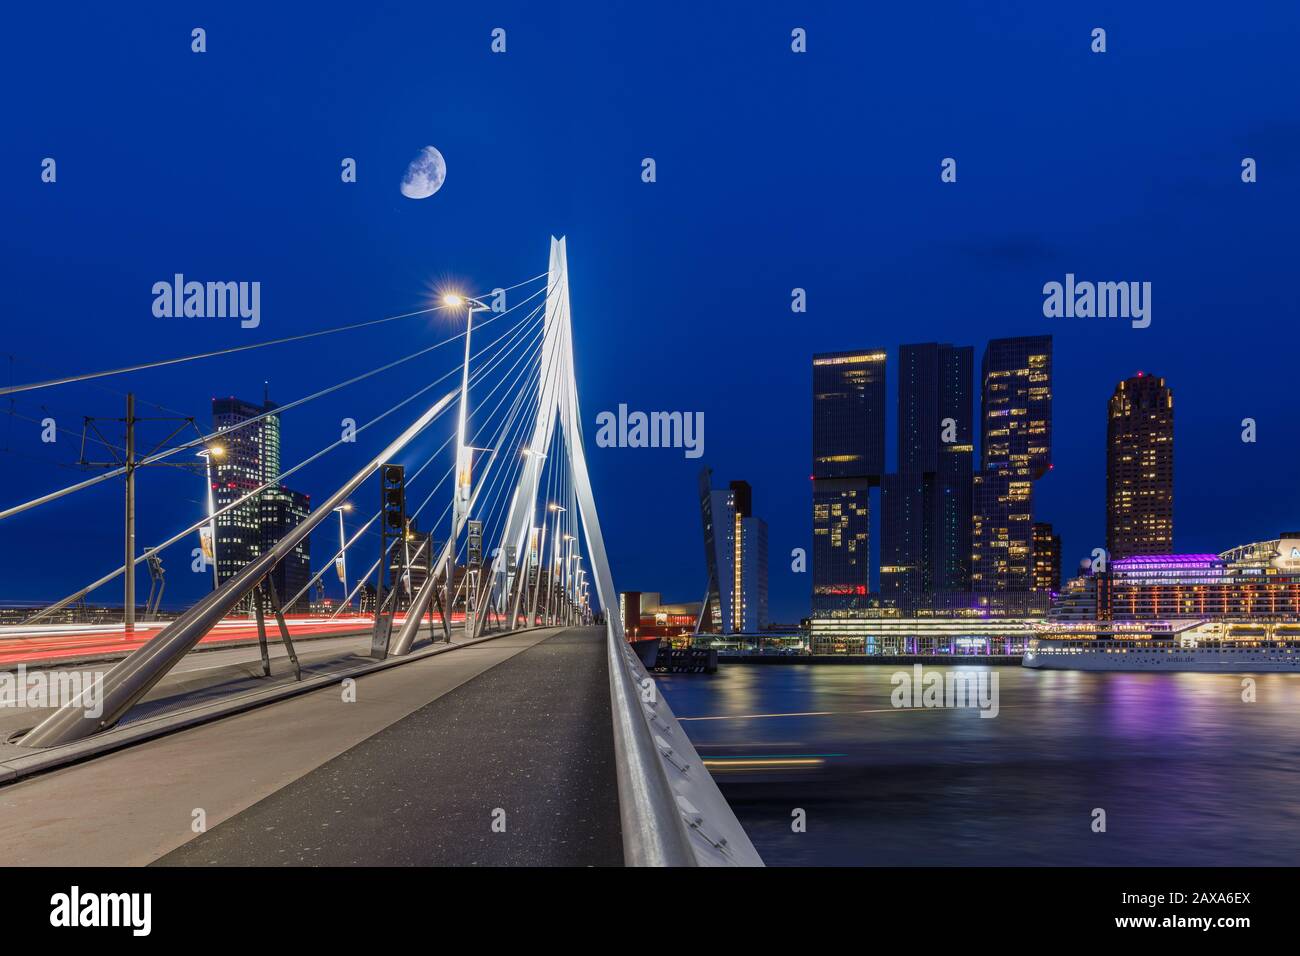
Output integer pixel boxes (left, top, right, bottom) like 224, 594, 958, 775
1024, 534, 1300, 672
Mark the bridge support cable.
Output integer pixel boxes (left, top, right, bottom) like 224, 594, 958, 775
387, 332, 547, 655
21, 389, 459, 748
342, 311, 545, 636
0, 279, 550, 525
407, 319, 549, 640
472, 275, 575, 634
0, 273, 549, 398
470, 300, 572, 637
462, 370, 549, 637
22, 297, 546, 626
289, 298, 548, 615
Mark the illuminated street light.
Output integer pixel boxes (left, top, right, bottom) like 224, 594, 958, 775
333, 503, 353, 609
194, 444, 225, 591
445, 292, 492, 610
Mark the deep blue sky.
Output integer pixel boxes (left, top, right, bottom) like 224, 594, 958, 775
2, 2, 1298, 621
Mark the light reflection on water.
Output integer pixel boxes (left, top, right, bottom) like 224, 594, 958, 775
658, 664, 1300, 866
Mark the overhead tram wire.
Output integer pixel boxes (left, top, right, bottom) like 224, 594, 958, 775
0, 278, 554, 524
0, 271, 550, 398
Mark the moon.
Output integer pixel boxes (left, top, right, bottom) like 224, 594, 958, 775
400, 146, 446, 199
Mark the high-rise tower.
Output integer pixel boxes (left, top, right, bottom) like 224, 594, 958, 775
972, 336, 1052, 594
211, 394, 312, 612
1106, 372, 1174, 559
881, 343, 974, 610
699, 469, 769, 633
811, 349, 886, 611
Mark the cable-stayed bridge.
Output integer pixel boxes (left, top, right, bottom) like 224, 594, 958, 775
0, 238, 761, 867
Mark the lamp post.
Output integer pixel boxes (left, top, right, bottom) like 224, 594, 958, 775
571, 555, 583, 626
547, 503, 565, 625
573, 561, 585, 626
195, 444, 225, 592
333, 502, 352, 610
562, 537, 576, 625
444, 293, 491, 633
528, 522, 547, 627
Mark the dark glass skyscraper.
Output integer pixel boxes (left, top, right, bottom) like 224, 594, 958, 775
212, 394, 312, 612
812, 350, 886, 611
972, 336, 1052, 594
881, 343, 974, 610
1106, 372, 1174, 559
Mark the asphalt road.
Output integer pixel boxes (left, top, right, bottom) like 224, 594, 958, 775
155, 627, 624, 866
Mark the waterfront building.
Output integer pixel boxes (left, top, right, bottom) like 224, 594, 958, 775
881, 343, 974, 611
972, 336, 1052, 594
699, 469, 769, 634
1106, 372, 1174, 559
812, 349, 886, 612
619, 591, 703, 643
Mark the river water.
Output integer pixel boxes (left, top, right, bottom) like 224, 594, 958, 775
658, 663, 1300, 866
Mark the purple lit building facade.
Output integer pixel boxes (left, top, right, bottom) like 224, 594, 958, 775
1101, 536, 1300, 621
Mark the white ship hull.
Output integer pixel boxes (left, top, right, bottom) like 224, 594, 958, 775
1024, 644, 1300, 672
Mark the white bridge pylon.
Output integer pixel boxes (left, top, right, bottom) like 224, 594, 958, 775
390, 235, 622, 653
487, 236, 622, 641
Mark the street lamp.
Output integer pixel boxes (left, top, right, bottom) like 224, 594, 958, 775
444, 292, 492, 626
195, 444, 225, 591
333, 502, 353, 610
562, 535, 576, 625
546, 504, 566, 625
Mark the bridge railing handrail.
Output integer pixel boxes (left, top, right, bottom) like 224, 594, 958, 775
604, 621, 699, 867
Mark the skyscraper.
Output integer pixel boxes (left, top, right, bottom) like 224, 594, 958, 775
1106, 372, 1174, 559
699, 470, 769, 634
1032, 521, 1062, 593
972, 336, 1052, 593
812, 349, 886, 611
212, 394, 312, 612
881, 343, 974, 610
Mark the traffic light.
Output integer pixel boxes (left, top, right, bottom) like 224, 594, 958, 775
370, 463, 408, 658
